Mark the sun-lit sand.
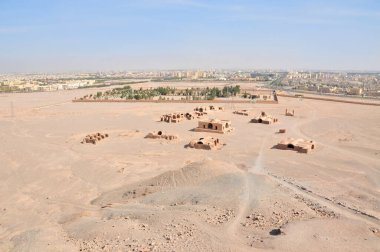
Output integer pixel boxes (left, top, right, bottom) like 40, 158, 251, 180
0, 84, 379, 251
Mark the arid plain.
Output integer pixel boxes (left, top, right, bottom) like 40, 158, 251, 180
0, 84, 379, 252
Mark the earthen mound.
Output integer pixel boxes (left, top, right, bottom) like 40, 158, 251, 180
148, 160, 236, 187
92, 160, 238, 205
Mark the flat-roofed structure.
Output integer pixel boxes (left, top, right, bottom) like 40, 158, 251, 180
194, 119, 233, 134
274, 138, 315, 153
187, 137, 225, 150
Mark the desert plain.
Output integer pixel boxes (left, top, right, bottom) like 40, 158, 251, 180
0, 83, 379, 252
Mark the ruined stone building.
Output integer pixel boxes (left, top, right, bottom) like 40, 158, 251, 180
285, 109, 295, 116
251, 112, 278, 124
194, 119, 233, 134
160, 113, 185, 123
274, 138, 315, 153
145, 131, 178, 140
233, 110, 250, 116
209, 105, 224, 111
185, 112, 195, 120
81, 132, 109, 145
195, 105, 224, 113
194, 111, 207, 117
243, 89, 278, 103
278, 129, 286, 134
194, 106, 209, 113
187, 137, 225, 150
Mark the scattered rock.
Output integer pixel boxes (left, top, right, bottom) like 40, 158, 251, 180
269, 228, 282, 236
294, 194, 338, 218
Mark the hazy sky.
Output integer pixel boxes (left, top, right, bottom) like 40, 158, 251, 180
0, 0, 379, 73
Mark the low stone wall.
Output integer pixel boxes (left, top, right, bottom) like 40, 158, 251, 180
73, 99, 278, 104
278, 94, 380, 106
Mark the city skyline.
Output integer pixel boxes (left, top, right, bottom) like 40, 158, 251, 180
1, 0, 380, 73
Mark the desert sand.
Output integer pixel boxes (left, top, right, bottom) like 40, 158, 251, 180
0, 85, 379, 252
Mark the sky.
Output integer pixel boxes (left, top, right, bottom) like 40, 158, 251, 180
0, 0, 379, 73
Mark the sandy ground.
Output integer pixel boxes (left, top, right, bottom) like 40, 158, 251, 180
0, 86, 379, 252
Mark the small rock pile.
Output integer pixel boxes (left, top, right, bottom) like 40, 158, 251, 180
242, 213, 266, 228
194, 207, 235, 225
160, 219, 198, 248
294, 194, 338, 218
81, 133, 109, 145
205, 208, 235, 225
242, 208, 309, 229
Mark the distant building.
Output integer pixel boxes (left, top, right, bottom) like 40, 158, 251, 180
348, 87, 363, 96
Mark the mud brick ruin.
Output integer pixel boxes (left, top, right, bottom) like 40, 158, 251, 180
286, 109, 295, 116
233, 110, 250, 116
187, 137, 225, 150
194, 119, 233, 134
145, 131, 178, 140
160, 113, 185, 123
251, 112, 278, 124
274, 138, 315, 153
81, 133, 109, 145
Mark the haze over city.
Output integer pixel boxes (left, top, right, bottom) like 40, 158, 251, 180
1, 0, 380, 73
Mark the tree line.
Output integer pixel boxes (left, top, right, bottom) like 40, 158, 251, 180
79, 85, 241, 101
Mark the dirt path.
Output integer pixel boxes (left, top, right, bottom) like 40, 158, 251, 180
225, 138, 267, 239
226, 171, 250, 238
